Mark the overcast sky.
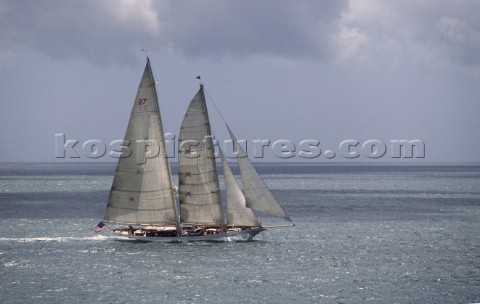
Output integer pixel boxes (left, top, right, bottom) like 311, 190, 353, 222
1, 0, 479, 163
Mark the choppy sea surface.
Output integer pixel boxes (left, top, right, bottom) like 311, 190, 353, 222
0, 162, 479, 304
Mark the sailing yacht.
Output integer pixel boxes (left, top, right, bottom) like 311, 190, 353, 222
100, 58, 293, 242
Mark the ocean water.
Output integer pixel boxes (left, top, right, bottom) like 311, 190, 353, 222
0, 162, 479, 304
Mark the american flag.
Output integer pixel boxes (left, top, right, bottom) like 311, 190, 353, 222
94, 221, 109, 233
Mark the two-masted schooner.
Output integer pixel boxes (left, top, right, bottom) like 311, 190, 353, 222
98, 57, 293, 242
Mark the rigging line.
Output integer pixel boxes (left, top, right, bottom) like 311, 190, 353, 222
203, 86, 228, 126
201, 85, 225, 157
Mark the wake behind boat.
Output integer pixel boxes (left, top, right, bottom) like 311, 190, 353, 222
95, 57, 293, 242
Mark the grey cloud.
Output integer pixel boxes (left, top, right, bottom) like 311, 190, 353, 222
341, 1, 480, 70
435, 15, 480, 66
158, 1, 348, 59
0, 0, 348, 63
402, 0, 480, 68
0, 0, 162, 64
1, 0, 479, 71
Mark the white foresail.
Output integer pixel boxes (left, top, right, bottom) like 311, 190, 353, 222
178, 85, 224, 226
227, 126, 291, 222
219, 148, 261, 227
103, 58, 177, 226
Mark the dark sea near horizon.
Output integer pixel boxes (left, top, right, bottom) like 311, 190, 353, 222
0, 162, 479, 304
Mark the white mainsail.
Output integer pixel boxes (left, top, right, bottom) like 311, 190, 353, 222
178, 85, 224, 226
219, 147, 261, 227
227, 125, 291, 222
103, 58, 178, 226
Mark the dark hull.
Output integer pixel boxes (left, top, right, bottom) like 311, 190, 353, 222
112, 228, 265, 243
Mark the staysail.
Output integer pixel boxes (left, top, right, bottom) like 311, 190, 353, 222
103, 58, 178, 226
178, 85, 224, 226
219, 147, 261, 227
227, 125, 291, 222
